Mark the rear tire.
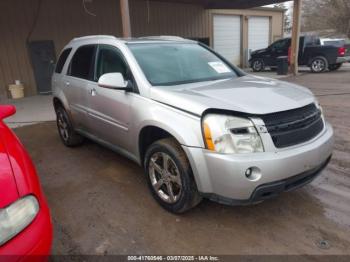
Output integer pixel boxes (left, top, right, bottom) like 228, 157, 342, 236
251, 59, 265, 72
56, 107, 84, 147
328, 63, 342, 71
144, 138, 202, 213
310, 56, 328, 73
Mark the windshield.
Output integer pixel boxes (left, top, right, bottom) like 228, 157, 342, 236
128, 43, 238, 86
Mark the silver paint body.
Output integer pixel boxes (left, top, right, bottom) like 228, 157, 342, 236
52, 36, 334, 201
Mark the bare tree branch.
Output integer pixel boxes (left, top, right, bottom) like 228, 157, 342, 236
302, 0, 350, 38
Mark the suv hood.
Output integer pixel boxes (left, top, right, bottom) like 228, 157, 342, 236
150, 75, 315, 116
251, 48, 268, 56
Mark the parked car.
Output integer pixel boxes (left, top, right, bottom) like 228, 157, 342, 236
52, 35, 333, 213
0, 105, 52, 259
249, 35, 350, 73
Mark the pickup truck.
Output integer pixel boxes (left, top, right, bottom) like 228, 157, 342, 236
249, 35, 350, 73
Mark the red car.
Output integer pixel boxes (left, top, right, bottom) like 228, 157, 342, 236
0, 105, 52, 260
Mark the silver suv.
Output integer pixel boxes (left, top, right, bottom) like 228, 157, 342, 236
52, 35, 334, 213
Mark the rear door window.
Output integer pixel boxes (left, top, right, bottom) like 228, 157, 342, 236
69, 45, 96, 80
55, 48, 72, 74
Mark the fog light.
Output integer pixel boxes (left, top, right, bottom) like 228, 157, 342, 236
245, 168, 252, 178
245, 167, 261, 181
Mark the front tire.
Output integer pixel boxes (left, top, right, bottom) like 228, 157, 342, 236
310, 56, 328, 73
328, 63, 342, 71
144, 138, 202, 213
56, 107, 84, 147
251, 59, 265, 72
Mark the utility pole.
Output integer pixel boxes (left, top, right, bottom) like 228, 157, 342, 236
290, 0, 302, 76
120, 0, 132, 38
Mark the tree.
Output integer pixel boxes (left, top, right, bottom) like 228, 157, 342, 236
274, 3, 292, 34
301, 0, 350, 38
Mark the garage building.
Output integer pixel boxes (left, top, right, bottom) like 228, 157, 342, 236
0, 0, 284, 99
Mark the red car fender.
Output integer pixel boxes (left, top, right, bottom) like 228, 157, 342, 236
0, 105, 52, 257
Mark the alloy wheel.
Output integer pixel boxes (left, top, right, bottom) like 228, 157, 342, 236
57, 112, 69, 142
311, 59, 325, 72
253, 60, 263, 71
148, 152, 182, 204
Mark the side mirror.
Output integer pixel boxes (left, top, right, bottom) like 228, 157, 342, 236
0, 105, 16, 120
98, 73, 131, 91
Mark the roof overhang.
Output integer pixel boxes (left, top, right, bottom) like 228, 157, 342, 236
143, 0, 290, 9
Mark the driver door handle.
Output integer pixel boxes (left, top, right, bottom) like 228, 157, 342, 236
90, 88, 97, 96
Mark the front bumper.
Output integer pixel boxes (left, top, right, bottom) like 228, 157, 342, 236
336, 56, 350, 63
183, 122, 333, 204
203, 155, 331, 205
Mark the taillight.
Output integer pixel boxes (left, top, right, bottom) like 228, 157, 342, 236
338, 47, 346, 56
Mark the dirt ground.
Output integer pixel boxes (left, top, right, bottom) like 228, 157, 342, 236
14, 65, 350, 255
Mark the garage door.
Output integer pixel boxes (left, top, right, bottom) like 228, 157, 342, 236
248, 16, 270, 57
213, 14, 241, 65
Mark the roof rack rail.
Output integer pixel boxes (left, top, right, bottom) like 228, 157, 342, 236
71, 35, 118, 42
138, 35, 187, 41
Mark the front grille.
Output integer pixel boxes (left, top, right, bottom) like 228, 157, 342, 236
260, 103, 324, 148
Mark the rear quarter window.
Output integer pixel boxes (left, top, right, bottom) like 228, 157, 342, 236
55, 48, 72, 74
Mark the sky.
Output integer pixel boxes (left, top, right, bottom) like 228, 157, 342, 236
265, 1, 293, 9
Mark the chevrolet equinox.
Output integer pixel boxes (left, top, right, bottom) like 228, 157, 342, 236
52, 35, 334, 213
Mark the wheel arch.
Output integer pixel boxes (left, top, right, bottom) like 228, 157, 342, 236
138, 125, 185, 167
53, 97, 64, 111
308, 54, 329, 66
52, 95, 70, 113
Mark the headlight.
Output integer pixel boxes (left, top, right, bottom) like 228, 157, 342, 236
0, 195, 39, 246
202, 114, 264, 154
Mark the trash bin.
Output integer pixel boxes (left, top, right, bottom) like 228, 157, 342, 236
9, 84, 24, 99
276, 56, 289, 75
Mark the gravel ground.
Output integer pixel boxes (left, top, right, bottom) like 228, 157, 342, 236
13, 65, 350, 256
